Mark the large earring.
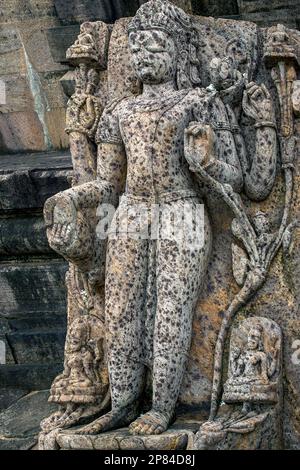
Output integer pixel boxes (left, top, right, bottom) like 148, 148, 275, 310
125, 72, 142, 96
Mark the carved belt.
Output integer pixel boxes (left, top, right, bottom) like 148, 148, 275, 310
121, 189, 200, 204
213, 122, 241, 135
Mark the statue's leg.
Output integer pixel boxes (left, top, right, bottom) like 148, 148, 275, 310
130, 201, 212, 435
77, 236, 149, 435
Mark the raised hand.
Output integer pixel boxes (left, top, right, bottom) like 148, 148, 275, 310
242, 82, 275, 123
184, 122, 215, 172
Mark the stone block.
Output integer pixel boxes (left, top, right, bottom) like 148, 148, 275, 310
53, 0, 141, 25
0, 152, 71, 212
7, 330, 66, 364
0, 389, 28, 413
0, 1, 56, 22
0, 261, 67, 318
46, 26, 81, 64
0, 216, 50, 256
0, 390, 57, 443
0, 364, 63, 390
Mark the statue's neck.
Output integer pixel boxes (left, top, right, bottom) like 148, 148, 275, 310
142, 81, 176, 99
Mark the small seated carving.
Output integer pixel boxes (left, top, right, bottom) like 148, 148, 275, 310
68, 22, 99, 60
229, 325, 270, 386
223, 317, 281, 404
50, 317, 104, 401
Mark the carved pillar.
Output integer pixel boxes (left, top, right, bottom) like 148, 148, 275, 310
39, 22, 111, 435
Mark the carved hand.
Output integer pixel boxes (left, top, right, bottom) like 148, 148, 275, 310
242, 82, 275, 124
184, 122, 215, 172
44, 193, 77, 251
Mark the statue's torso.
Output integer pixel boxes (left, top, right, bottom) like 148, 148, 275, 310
118, 89, 204, 198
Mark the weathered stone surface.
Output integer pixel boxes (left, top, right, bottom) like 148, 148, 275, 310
7, 330, 66, 364
46, 26, 80, 64
0, 389, 28, 413
0, 365, 63, 390
0, 436, 38, 450
0, 217, 50, 256
0, 153, 71, 212
0, 150, 71, 415
192, 0, 238, 16
0, 262, 67, 318
0, 390, 57, 450
50, 422, 198, 450
190, 405, 282, 450
0, 3, 69, 154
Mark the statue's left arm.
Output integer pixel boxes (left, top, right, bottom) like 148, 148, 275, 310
185, 90, 243, 192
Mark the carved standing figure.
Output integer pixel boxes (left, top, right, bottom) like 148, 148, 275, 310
44, 0, 277, 436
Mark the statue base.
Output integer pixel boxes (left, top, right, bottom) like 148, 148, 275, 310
38, 420, 200, 450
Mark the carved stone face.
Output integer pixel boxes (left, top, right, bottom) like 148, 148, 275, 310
247, 328, 262, 350
129, 30, 177, 85
67, 324, 86, 353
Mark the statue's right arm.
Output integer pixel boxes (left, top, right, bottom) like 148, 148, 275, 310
43, 141, 126, 262
44, 141, 126, 223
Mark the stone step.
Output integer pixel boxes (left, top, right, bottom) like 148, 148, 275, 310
0, 390, 57, 450
0, 260, 67, 319
0, 151, 71, 213
0, 364, 63, 390
6, 330, 66, 364
6, 314, 67, 334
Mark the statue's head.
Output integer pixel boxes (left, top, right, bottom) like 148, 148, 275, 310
128, 0, 200, 89
67, 318, 90, 353
247, 324, 264, 351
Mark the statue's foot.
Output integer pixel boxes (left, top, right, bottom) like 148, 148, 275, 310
41, 411, 64, 432
129, 409, 172, 435
75, 403, 139, 435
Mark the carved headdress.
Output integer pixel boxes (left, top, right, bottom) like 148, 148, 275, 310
128, 0, 201, 89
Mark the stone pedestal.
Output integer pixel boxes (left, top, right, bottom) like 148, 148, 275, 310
39, 420, 199, 450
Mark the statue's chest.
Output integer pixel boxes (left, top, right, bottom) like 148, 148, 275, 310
119, 97, 192, 146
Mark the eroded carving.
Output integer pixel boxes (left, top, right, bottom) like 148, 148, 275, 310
193, 317, 282, 450
223, 318, 281, 403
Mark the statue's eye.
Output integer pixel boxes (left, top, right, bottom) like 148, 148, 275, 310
146, 46, 166, 53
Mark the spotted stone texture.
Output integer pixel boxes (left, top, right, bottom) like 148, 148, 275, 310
41, 421, 198, 450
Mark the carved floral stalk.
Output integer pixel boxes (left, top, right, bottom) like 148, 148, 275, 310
207, 25, 297, 420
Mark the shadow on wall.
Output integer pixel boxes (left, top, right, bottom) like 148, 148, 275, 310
53, 0, 240, 24
191, 0, 239, 16
53, 0, 148, 24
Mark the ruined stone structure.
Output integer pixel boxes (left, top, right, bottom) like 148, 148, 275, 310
0, 0, 299, 451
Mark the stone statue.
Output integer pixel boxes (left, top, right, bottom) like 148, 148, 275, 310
193, 317, 282, 450
39, 0, 298, 450
223, 318, 281, 403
